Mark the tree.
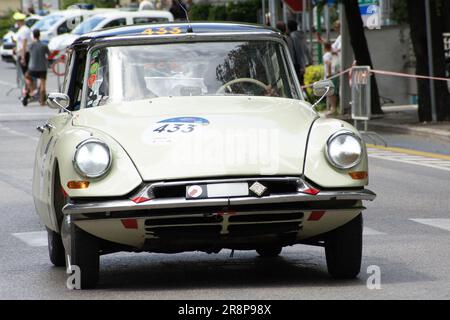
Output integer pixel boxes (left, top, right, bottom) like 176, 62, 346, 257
342, 0, 382, 114
407, 0, 450, 121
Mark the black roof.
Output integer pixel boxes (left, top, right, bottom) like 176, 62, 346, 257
75, 22, 279, 44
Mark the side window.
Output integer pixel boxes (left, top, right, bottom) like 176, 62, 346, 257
62, 50, 74, 94
133, 17, 168, 24
86, 48, 109, 108
67, 50, 86, 111
103, 18, 126, 29
57, 21, 70, 35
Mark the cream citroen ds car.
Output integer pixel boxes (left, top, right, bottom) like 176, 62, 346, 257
32, 22, 376, 289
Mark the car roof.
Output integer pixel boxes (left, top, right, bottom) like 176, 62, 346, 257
45, 9, 114, 18
77, 22, 279, 43
89, 10, 174, 20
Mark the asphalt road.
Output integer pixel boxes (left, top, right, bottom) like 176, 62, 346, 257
0, 60, 449, 299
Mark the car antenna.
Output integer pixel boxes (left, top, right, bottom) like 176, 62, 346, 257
175, 0, 193, 33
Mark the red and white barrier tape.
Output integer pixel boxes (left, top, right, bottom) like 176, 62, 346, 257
301, 66, 450, 89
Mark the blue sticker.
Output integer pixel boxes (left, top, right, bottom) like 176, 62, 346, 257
158, 117, 209, 125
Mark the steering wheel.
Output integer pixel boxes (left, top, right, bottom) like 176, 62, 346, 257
216, 78, 269, 94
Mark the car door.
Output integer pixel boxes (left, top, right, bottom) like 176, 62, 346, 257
32, 50, 77, 231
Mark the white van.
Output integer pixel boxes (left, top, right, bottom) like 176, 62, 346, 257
32, 9, 115, 44
48, 11, 174, 57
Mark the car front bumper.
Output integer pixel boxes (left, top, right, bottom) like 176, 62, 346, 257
62, 178, 375, 249
63, 189, 376, 217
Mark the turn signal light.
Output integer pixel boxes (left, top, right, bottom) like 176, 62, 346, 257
349, 171, 368, 180
67, 181, 90, 189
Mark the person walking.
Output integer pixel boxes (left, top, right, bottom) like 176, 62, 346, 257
322, 42, 340, 116
23, 29, 49, 106
13, 12, 32, 101
287, 20, 312, 86
138, 0, 155, 10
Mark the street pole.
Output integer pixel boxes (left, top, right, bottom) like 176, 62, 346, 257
425, 0, 437, 123
339, 1, 353, 115
262, 0, 266, 24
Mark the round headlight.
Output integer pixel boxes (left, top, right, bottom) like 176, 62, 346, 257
325, 131, 363, 169
74, 139, 112, 178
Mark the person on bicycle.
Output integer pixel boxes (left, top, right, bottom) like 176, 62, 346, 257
23, 29, 49, 106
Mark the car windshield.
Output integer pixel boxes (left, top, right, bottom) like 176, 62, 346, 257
72, 16, 105, 35
84, 41, 298, 108
33, 14, 63, 31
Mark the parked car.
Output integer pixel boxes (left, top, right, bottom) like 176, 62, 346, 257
48, 10, 174, 61
33, 22, 376, 289
1, 15, 43, 63
31, 8, 114, 44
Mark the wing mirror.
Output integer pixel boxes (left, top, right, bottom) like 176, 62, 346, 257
311, 79, 335, 111
47, 93, 72, 115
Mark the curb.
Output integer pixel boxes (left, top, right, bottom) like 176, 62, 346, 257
366, 122, 450, 143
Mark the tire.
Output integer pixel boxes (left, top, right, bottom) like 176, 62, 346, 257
69, 224, 99, 289
325, 214, 363, 279
47, 227, 66, 267
256, 246, 282, 258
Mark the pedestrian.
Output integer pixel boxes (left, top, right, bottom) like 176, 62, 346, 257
138, 0, 155, 10
287, 20, 312, 86
170, 0, 188, 21
24, 29, 49, 106
322, 42, 339, 116
13, 12, 32, 100
276, 21, 296, 70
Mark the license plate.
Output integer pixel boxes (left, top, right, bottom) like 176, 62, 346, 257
186, 182, 249, 199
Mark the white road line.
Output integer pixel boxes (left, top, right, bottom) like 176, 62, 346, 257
0, 123, 39, 141
410, 219, 450, 232
0, 79, 15, 88
368, 150, 450, 172
363, 227, 386, 236
12, 231, 47, 247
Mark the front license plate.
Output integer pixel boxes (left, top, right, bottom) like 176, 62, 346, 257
186, 183, 249, 199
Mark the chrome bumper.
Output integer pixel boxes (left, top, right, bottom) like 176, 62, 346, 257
62, 189, 376, 216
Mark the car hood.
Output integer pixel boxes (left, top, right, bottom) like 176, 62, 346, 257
48, 33, 79, 51
73, 96, 318, 181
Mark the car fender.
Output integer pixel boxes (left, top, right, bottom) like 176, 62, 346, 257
304, 118, 368, 188
53, 127, 143, 199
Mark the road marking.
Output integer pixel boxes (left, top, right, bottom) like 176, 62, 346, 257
363, 227, 386, 236
410, 219, 450, 232
0, 79, 15, 88
0, 123, 39, 141
367, 145, 450, 172
366, 144, 450, 161
12, 231, 47, 247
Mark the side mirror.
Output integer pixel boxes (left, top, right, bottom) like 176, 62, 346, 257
47, 93, 71, 114
313, 79, 335, 97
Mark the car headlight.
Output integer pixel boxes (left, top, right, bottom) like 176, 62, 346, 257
325, 131, 363, 169
73, 139, 112, 178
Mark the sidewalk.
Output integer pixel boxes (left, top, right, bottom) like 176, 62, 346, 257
341, 105, 450, 143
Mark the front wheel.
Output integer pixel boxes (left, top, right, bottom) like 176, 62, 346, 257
69, 224, 99, 289
325, 214, 363, 279
47, 227, 65, 267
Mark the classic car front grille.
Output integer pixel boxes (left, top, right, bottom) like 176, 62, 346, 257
144, 209, 303, 239
151, 178, 298, 199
